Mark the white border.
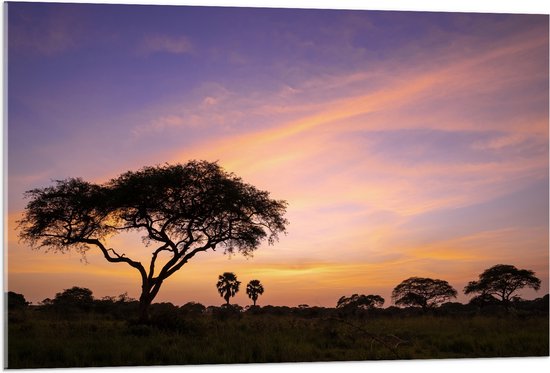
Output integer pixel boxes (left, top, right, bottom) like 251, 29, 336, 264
1, 0, 549, 372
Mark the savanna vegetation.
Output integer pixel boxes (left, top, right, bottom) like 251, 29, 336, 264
6, 283, 549, 368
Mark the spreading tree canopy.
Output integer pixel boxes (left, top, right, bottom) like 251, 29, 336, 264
18, 161, 288, 321
52, 286, 94, 311
336, 294, 385, 311
464, 264, 541, 305
392, 277, 457, 310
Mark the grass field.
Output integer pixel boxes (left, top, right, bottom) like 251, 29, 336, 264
7, 307, 549, 368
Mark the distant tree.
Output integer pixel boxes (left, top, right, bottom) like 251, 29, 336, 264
464, 264, 541, 306
7, 291, 29, 310
53, 286, 94, 311
95, 292, 138, 315
180, 302, 206, 316
213, 303, 243, 320
467, 293, 500, 308
115, 292, 136, 303
437, 301, 466, 315
217, 272, 241, 305
40, 298, 54, 307
337, 294, 385, 312
18, 161, 288, 322
392, 277, 457, 310
246, 280, 264, 306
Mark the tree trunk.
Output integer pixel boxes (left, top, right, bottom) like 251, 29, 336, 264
138, 285, 153, 323
139, 297, 152, 323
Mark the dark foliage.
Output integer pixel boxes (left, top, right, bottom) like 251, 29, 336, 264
336, 294, 385, 315
216, 272, 241, 305
148, 302, 189, 331
94, 293, 139, 320
7, 291, 29, 310
212, 304, 244, 320
7, 303, 548, 368
246, 279, 264, 306
464, 264, 541, 306
392, 277, 457, 310
52, 287, 94, 312
180, 302, 206, 317
259, 305, 292, 316
468, 293, 501, 307
18, 161, 288, 321
293, 306, 333, 318
435, 302, 473, 316
244, 305, 262, 314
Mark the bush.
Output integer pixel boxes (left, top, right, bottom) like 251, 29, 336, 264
127, 323, 153, 337
179, 302, 206, 317
212, 304, 243, 320
7, 292, 29, 310
52, 287, 94, 312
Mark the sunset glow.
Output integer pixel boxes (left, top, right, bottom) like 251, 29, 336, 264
6, 2, 548, 308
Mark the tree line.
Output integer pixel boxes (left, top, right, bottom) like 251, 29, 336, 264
7, 262, 543, 317
338, 263, 541, 313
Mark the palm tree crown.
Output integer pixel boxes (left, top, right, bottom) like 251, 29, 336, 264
246, 279, 264, 306
216, 272, 241, 305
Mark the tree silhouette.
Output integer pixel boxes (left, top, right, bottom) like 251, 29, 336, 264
246, 279, 264, 306
52, 286, 94, 311
467, 293, 500, 308
217, 272, 241, 305
18, 161, 288, 322
392, 277, 457, 310
336, 294, 385, 311
180, 302, 206, 316
464, 264, 541, 307
7, 291, 29, 310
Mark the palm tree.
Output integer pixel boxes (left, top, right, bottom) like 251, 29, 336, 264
246, 279, 264, 306
216, 272, 241, 305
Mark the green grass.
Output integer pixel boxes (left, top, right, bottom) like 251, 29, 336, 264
7, 310, 549, 368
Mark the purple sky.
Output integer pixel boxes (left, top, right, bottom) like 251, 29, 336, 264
6, 1, 549, 307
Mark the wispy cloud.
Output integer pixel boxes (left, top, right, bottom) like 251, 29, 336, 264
164, 30, 547, 217
139, 34, 193, 55
8, 6, 81, 55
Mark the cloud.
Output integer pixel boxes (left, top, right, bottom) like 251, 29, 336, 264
167, 49, 547, 215
8, 6, 81, 56
139, 34, 193, 55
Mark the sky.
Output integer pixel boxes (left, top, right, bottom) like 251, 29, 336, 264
5, 1, 549, 308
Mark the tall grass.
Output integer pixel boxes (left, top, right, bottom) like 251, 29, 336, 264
7, 310, 549, 368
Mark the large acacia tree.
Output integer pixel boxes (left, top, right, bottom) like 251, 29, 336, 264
392, 277, 457, 310
18, 161, 288, 322
464, 264, 541, 306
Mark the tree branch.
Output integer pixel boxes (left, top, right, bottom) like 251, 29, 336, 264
148, 243, 171, 281
79, 238, 147, 281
